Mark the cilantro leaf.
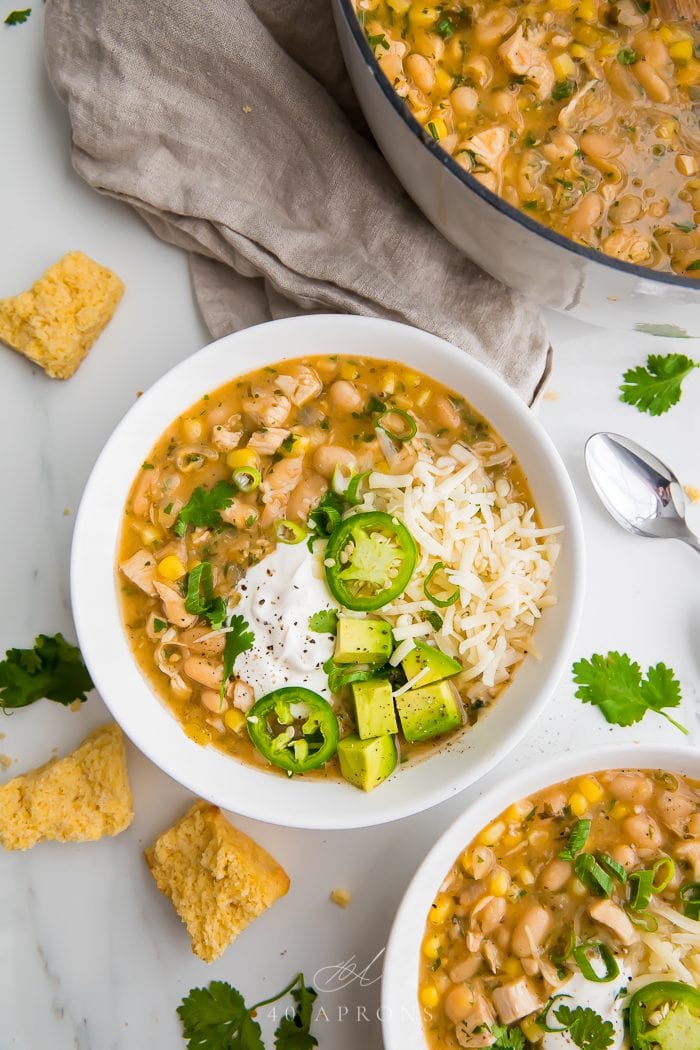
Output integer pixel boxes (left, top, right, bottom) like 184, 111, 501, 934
572, 652, 687, 734
274, 984, 318, 1050
308, 609, 338, 634
0, 634, 93, 710
220, 615, 255, 698
620, 353, 698, 416
491, 1024, 525, 1049
177, 981, 263, 1050
4, 8, 31, 24
175, 481, 236, 536
553, 1004, 615, 1050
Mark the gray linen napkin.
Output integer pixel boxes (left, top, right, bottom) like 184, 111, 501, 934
44, 0, 550, 402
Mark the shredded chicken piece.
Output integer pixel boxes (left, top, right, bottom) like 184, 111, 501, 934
498, 26, 555, 100
588, 899, 638, 947
248, 428, 290, 456
120, 549, 158, 596
153, 581, 197, 629
242, 392, 291, 428
260, 456, 304, 527
492, 977, 542, 1024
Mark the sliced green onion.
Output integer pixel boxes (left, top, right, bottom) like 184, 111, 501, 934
184, 561, 215, 616
651, 856, 675, 893
549, 928, 576, 966
426, 610, 443, 631
424, 561, 460, 608
597, 853, 628, 884
537, 994, 573, 1033
654, 770, 679, 791
346, 470, 371, 506
559, 819, 592, 862
275, 519, 307, 545
232, 465, 262, 492
572, 941, 620, 983
625, 907, 659, 932
680, 882, 700, 920
629, 869, 654, 912
331, 463, 355, 496
375, 408, 417, 442
573, 854, 614, 898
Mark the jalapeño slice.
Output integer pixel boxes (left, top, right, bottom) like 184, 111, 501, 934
246, 687, 339, 774
628, 981, 700, 1050
324, 511, 417, 611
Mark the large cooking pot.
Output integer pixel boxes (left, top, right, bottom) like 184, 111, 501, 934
333, 0, 700, 335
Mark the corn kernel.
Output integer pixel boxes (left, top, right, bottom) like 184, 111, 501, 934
518, 866, 536, 886
427, 117, 449, 139
521, 1017, 543, 1042
141, 525, 162, 546
330, 887, 352, 908
489, 869, 511, 897
505, 799, 531, 823
677, 59, 700, 86
428, 893, 452, 925
183, 722, 211, 746
656, 119, 676, 140
227, 448, 259, 469
404, 371, 421, 387
479, 820, 506, 846
224, 709, 246, 733
578, 776, 603, 803
611, 801, 630, 819
281, 433, 309, 457
659, 25, 677, 44
552, 52, 577, 79
435, 67, 454, 94
339, 360, 361, 381
670, 39, 693, 62
419, 984, 440, 1009
569, 791, 588, 817
677, 154, 699, 176
570, 877, 588, 897
158, 555, 186, 581
387, 0, 411, 12
597, 41, 619, 57
551, 0, 575, 9
503, 956, 523, 977
422, 934, 443, 960
502, 830, 524, 850
574, 23, 600, 45
576, 0, 596, 20
410, 3, 439, 28
183, 417, 203, 442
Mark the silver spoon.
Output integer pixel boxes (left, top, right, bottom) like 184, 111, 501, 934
584, 432, 700, 554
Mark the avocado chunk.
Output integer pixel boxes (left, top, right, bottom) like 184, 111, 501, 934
334, 617, 393, 665
351, 678, 398, 739
337, 734, 397, 791
395, 680, 462, 743
401, 641, 461, 687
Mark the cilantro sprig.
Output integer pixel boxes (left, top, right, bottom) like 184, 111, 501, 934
4, 9, 31, 24
0, 634, 93, 711
491, 1024, 525, 1049
174, 481, 236, 536
177, 974, 317, 1050
220, 614, 255, 699
620, 353, 699, 416
308, 609, 338, 634
573, 651, 687, 734
552, 1004, 614, 1050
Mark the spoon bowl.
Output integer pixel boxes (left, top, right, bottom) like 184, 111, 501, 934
585, 432, 699, 552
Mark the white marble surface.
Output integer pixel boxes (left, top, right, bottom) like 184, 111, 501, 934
1, 11, 699, 1050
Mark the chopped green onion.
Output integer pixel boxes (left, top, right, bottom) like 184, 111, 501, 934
424, 561, 460, 608
680, 882, 700, 920
275, 519, 307, 545
560, 819, 592, 861
651, 856, 675, 893
375, 408, 417, 443
654, 770, 679, 791
346, 470, 371, 506
184, 561, 215, 616
572, 942, 620, 983
232, 465, 262, 492
597, 853, 628, 884
573, 854, 614, 898
331, 463, 355, 496
426, 610, 443, 631
537, 994, 573, 1033
628, 869, 654, 911
549, 929, 576, 966
625, 907, 658, 932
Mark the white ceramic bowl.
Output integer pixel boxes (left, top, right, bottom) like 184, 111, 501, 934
381, 743, 700, 1049
71, 315, 584, 829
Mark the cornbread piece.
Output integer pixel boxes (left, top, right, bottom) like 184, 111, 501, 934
145, 801, 290, 963
0, 723, 133, 851
0, 251, 124, 378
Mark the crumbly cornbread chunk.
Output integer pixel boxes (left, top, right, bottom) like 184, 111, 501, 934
0, 723, 133, 851
145, 801, 290, 963
0, 251, 124, 378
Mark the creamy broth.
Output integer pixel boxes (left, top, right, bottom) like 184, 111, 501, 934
419, 768, 700, 1047
355, 0, 700, 276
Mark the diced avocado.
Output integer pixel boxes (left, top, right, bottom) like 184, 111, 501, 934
401, 641, 461, 687
337, 734, 397, 791
334, 617, 393, 665
351, 678, 398, 739
395, 680, 462, 743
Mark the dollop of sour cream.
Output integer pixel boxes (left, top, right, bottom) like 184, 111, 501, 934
233, 541, 340, 700
542, 962, 632, 1050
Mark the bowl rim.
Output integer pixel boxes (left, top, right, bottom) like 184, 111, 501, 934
335, 0, 700, 295
70, 314, 585, 830
381, 741, 700, 1049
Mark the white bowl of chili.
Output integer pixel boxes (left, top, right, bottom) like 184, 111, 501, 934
382, 743, 700, 1050
71, 314, 584, 829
